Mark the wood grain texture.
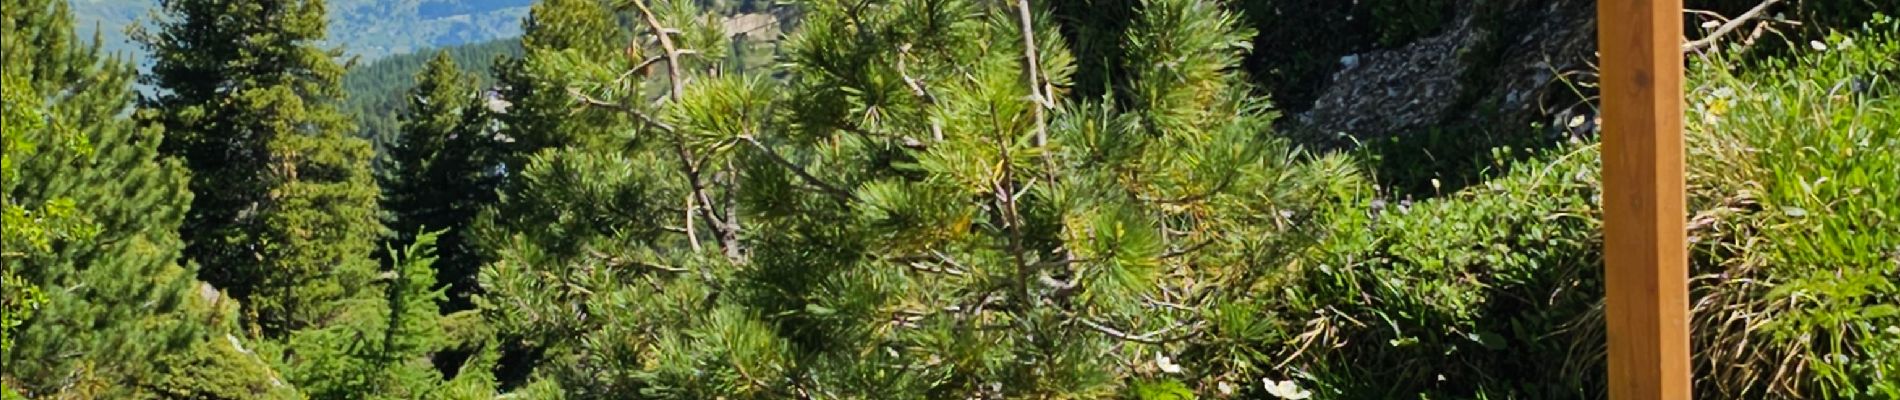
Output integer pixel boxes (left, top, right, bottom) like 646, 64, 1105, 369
1597, 0, 1691, 399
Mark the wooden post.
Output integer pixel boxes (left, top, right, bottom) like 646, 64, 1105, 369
1598, 0, 1690, 399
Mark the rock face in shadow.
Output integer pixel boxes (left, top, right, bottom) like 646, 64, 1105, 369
1288, 0, 1599, 147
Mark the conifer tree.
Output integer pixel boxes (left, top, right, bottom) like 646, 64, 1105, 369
490, 0, 633, 160
286, 231, 459, 399
470, 0, 1347, 396
137, 0, 385, 335
2, 0, 291, 397
383, 52, 503, 311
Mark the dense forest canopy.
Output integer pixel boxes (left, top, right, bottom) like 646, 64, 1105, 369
4, 0, 1897, 399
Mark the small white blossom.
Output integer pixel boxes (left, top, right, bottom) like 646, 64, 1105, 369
1155, 353, 1183, 374
1263, 378, 1312, 400
1810, 40, 1829, 51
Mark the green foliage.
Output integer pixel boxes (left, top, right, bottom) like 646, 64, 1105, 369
138, 0, 387, 335
1, 61, 55, 365
1276, 145, 1607, 399
471, 0, 1355, 396
13, 0, 1899, 398
3, 0, 289, 397
382, 52, 507, 310
286, 231, 459, 399
1262, 17, 1900, 400
490, 0, 634, 160
344, 38, 523, 154
1683, 15, 1900, 398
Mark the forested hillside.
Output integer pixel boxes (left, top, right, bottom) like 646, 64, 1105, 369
343, 39, 524, 153
5, 0, 1896, 398
70, 0, 531, 62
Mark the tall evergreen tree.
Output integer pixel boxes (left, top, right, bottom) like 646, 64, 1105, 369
383, 52, 503, 311
2, 0, 290, 397
137, 0, 385, 335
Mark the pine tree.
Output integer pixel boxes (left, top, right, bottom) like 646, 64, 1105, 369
383, 52, 503, 311
489, 0, 633, 160
286, 231, 458, 399
469, 0, 1350, 396
2, 0, 291, 397
137, 0, 385, 335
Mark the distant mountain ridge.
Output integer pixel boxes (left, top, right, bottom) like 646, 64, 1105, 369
69, 0, 531, 63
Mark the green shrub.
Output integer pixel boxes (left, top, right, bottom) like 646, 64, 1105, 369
1684, 14, 1899, 399
1259, 14, 1899, 399
1270, 144, 1607, 399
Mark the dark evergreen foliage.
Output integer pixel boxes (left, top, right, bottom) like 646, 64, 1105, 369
137, 0, 387, 335
381, 52, 507, 311
343, 38, 524, 155
3, 0, 287, 397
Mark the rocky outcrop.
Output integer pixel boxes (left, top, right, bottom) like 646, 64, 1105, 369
1288, 0, 1598, 145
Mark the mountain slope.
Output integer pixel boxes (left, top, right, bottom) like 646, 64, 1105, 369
70, 0, 531, 63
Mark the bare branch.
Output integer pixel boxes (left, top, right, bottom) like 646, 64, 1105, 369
896, 44, 946, 142
618, 0, 745, 261
633, 55, 666, 76
1014, 0, 1058, 178
569, 88, 676, 132
682, 193, 703, 252
1077, 318, 1201, 345
629, 0, 687, 97
1682, 0, 1784, 53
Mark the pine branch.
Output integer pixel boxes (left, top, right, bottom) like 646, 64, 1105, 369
568, 88, 676, 132
738, 135, 856, 201
993, 132, 1033, 309
585, 250, 690, 274
895, 44, 945, 141
612, 1, 746, 260
895, 251, 971, 277
568, 88, 725, 253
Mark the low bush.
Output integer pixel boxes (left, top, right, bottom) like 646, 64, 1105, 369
1251, 15, 1899, 399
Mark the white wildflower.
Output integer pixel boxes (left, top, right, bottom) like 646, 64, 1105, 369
1263, 378, 1312, 400
1810, 40, 1829, 51
1155, 353, 1183, 374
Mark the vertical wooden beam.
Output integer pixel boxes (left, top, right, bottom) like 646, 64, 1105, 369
1598, 0, 1690, 399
